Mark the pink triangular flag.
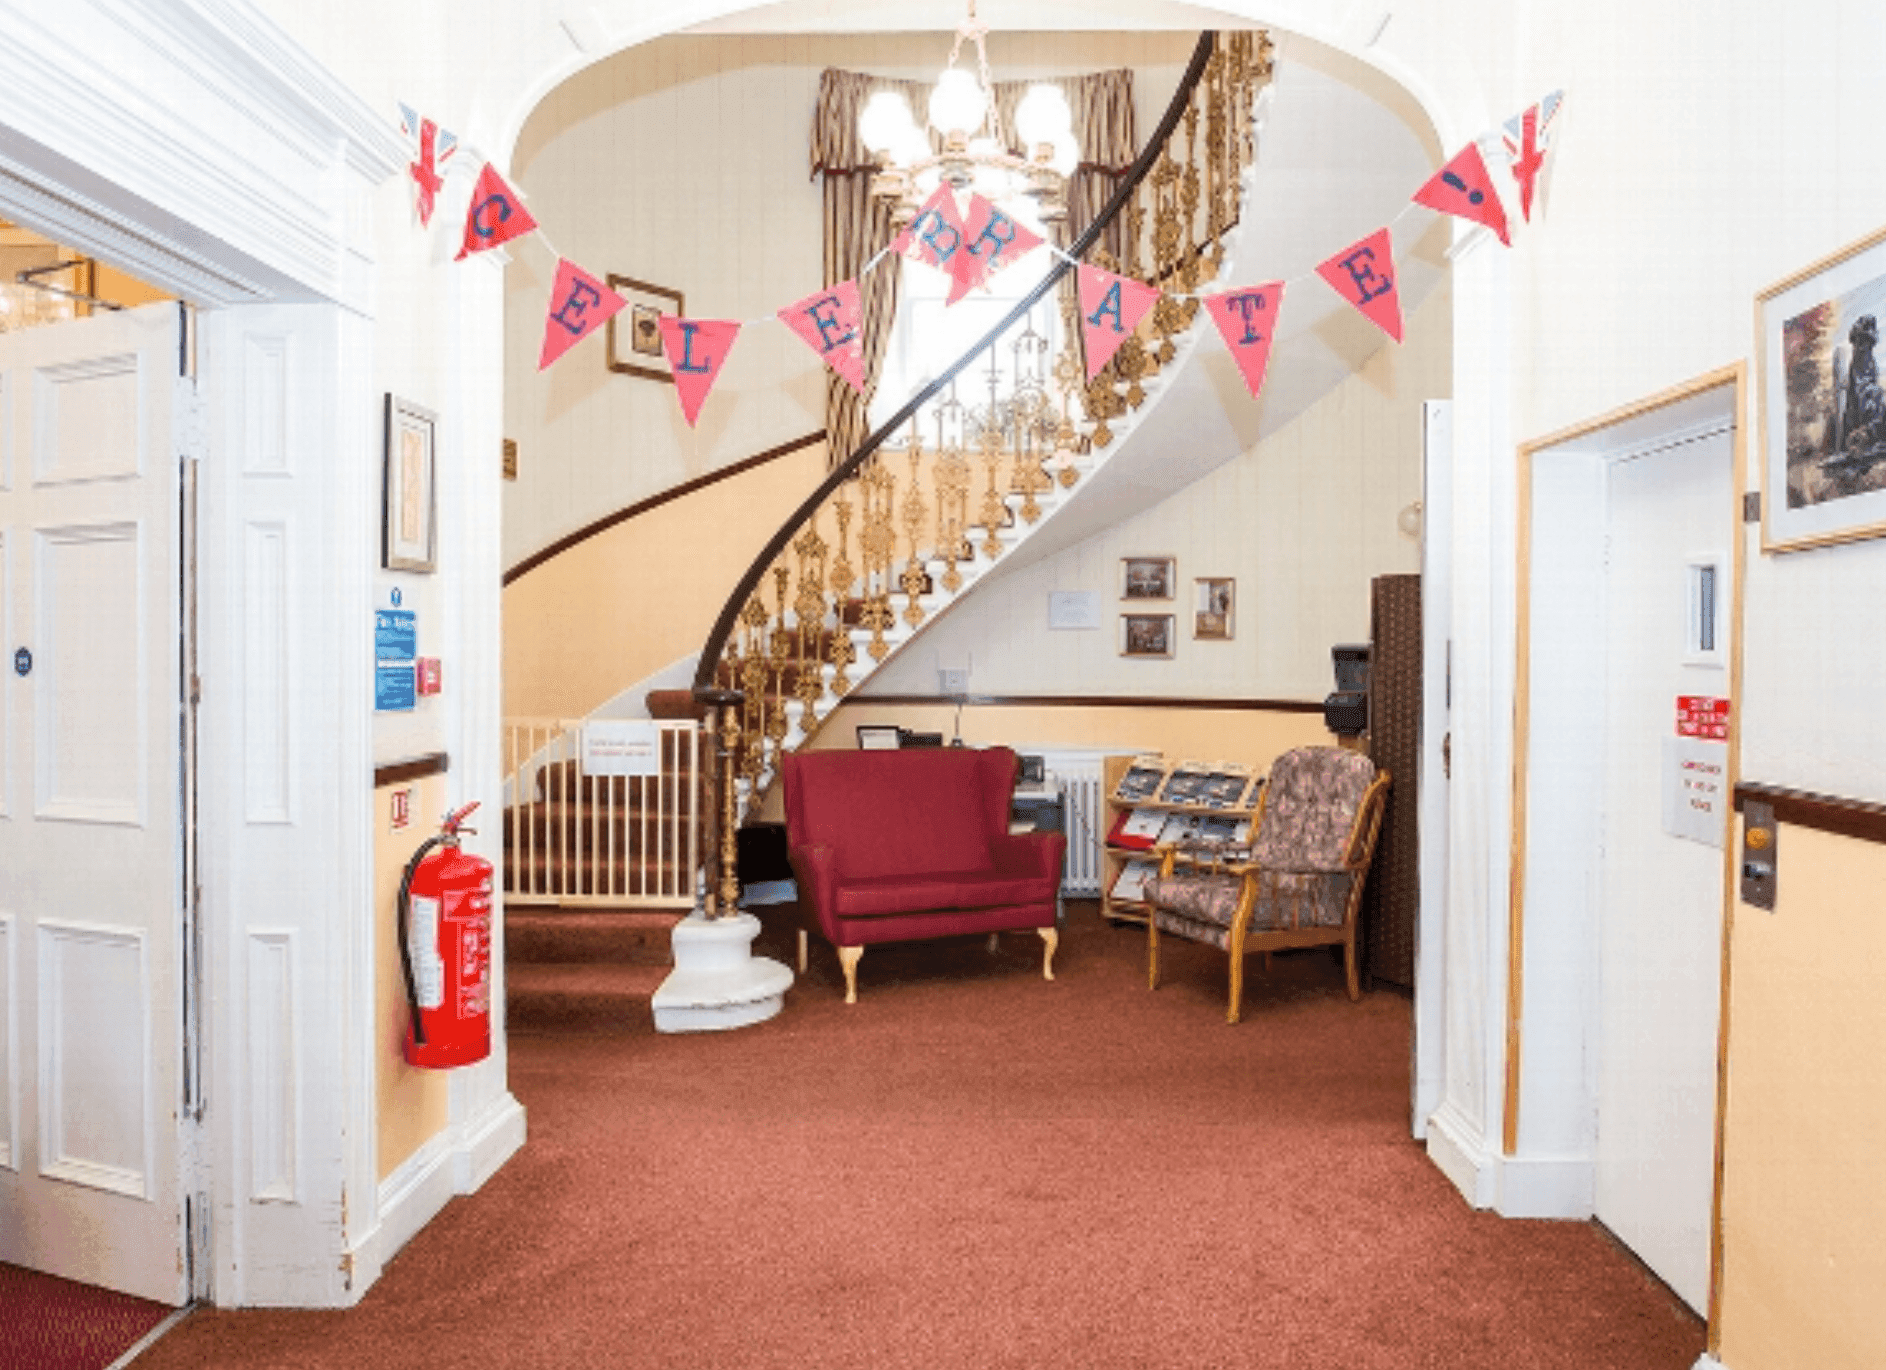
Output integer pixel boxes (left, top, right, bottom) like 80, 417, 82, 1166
1412, 143, 1511, 247
657, 316, 741, 427
1077, 264, 1161, 379
1204, 282, 1285, 399
455, 162, 539, 260
777, 280, 867, 395
891, 183, 969, 280
947, 194, 1045, 305
1316, 229, 1403, 343
539, 260, 627, 370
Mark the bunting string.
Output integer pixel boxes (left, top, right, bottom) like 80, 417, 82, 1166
405, 87, 1562, 424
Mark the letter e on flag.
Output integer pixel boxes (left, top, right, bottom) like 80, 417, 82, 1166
1315, 229, 1402, 343
1204, 283, 1285, 400
1077, 264, 1161, 379
658, 316, 742, 427
456, 162, 540, 260
778, 280, 867, 395
539, 260, 627, 370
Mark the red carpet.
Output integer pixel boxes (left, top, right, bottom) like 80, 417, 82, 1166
137, 905, 1704, 1368
0, 1264, 173, 1370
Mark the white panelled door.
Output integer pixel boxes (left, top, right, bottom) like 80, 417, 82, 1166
1596, 429, 1733, 1313
0, 303, 189, 1304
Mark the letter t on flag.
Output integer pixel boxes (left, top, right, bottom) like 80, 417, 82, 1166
1204, 282, 1285, 400
658, 316, 741, 428
1316, 228, 1402, 342
456, 163, 540, 261
539, 260, 626, 370
1077, 264, 1161, 380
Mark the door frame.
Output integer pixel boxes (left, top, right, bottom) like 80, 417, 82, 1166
1505, 363, 1746, 1293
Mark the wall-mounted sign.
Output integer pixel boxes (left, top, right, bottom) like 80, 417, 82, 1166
376, 608, 417, 662
1663, 736, 1728, 847
1047, 591, 1101, 630
1675, 694, 1730, 740
376, 661, 416, 712
582, 720, 661, 777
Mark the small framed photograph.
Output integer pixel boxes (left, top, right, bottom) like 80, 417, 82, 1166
606, 275, 684, 383
1194, 576, 1234, 639
1119, 613, 1175, 658
382, 395, 437, 573
1757, 224, 1886, 551
855, 725, 902, 751
1119, 555, 1175, 600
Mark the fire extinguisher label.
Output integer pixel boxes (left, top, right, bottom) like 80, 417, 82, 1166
409, 894, 445, 1009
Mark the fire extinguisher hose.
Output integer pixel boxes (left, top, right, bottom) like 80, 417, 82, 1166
396, 836, 448, 1048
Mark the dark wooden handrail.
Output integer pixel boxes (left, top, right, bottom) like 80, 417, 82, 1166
692, 30, 1222, 692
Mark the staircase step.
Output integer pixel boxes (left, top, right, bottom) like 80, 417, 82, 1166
507, 906, 688, 965
507, 961, 669, 1031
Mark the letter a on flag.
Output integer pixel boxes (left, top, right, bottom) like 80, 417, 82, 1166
1077, 264, 1160, 380
456, 163, 540, 260
658, 316, 741, 428
1412, 142, 1511, 247
1204, 282, 1286, 400
891, 183, 969, 281
539, 260, 627, 370
778, 280, 867, 395
1316, 229, 1402, 343
948, 194, 1045, 305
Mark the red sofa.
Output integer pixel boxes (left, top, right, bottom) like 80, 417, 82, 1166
781, 745, 1066, 1003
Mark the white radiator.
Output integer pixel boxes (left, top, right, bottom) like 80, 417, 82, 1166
1042, 755, 1107, 897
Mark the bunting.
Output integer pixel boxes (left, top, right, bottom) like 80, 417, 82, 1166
659, 316, 741, 427
455, 163, 539, 261
538, 260, 626, 370
778, 281, 869, 395
1077, 264, 1161, 379
1412, 142, 1511, 247
418, 88, 1564, 427
1204, 283, 1285, 400
1316, 229, 1403, 342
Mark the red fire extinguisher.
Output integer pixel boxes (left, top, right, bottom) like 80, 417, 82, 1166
397, 803, 493, 1069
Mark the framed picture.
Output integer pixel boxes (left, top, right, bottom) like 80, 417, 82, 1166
1194, 576, 1234, 639
1119, 555, 1175, 600
856, 725, 902, 751
1756, 223, 1886, 551
382, 395, 437, 573
606, 275, 684, 383
1119, 612, 1175, 658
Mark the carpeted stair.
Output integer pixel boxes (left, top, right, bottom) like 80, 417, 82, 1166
505, 905, 687, 1032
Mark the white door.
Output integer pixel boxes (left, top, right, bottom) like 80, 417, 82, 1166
0, 302, 189, 1304
1595, 429, 1733, 1312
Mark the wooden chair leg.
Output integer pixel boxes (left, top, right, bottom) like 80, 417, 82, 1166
987, 932, 1001, 954
1344, 932, 1361, 1002
1227, 948, 1245, 1025
837, 945, 863, 1004
1037, 926, 1057, 981
1147, 918, 1160, 989
797, 928, 808, 974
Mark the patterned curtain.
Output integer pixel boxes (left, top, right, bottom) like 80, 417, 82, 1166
810, 66, 1136, 468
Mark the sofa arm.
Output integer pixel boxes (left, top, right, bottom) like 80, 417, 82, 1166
787, 842, 845, 943
990, 830, 1067, 887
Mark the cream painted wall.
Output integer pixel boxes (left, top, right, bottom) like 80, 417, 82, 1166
501, 31, 1194, 568
1716, 819, 1886, 1370
866, 278, 1447, 700
503, 439, 829, 719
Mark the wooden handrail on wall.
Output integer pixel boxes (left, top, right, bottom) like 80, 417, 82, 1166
1733, 782, 1886, 845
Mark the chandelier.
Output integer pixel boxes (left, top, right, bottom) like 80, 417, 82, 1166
857, 0, 1079, 228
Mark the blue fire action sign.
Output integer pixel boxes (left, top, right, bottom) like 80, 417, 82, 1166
374, 608, 417, 711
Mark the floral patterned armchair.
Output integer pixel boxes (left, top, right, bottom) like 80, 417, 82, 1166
1143, 747, 1389, 1023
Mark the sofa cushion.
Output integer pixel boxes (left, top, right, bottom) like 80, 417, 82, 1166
783, 748, 1009, 879
832, 869, 1051, 919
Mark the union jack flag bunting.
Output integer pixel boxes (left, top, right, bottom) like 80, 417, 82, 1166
1501, 90, 1563, 224
399, 103, 459, 228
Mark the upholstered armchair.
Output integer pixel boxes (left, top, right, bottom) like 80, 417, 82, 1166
1144, 747, 1389, 1023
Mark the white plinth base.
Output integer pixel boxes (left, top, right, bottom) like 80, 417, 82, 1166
651, 910, 793, 1033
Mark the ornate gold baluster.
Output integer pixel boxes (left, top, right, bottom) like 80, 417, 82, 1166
791, 527, 829, 727
934, 433, 971, 593
826, 496, 858, 696
899, 438, 930, 627
858, 458, 897, 662
976, 421, 1008, 560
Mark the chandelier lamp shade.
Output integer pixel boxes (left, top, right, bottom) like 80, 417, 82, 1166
857, 1, 1079, 226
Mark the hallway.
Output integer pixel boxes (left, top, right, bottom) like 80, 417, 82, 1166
137, 906, 1703, 1368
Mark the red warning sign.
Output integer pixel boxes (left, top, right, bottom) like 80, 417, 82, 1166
1676, 695, 1731, 740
